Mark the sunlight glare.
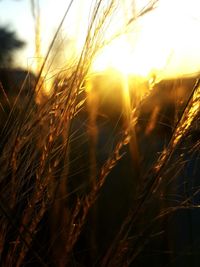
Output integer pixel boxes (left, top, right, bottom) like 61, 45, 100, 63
91, 0, 200, 79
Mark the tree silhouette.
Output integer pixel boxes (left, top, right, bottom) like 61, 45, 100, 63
0, 26, 25, 67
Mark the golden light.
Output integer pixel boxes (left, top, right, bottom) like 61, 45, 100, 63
7, 0, 200, 80
91, 33, 169, 77
91, 0, 200, 79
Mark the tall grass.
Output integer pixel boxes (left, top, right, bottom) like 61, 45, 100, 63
0, 0, 200, 266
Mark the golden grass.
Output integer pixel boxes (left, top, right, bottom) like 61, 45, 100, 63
0, 0, 200, 266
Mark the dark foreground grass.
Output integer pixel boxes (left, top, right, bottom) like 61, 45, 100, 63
0, 1, 200, 266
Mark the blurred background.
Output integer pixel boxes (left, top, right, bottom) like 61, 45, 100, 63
1, 0, 200, 77
0, 1, 200, 267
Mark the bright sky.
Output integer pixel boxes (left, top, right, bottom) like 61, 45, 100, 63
1, 0, 200, 78
0, 0, 84, 69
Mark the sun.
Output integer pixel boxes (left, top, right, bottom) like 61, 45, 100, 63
91, 21, 170, 78
91, 0, 200, 79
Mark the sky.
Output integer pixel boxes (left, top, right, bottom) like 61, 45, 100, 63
1, 0, 200, 78
0, 0, 83, 69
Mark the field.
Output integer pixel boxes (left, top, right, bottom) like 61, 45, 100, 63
0, 1, 200, 266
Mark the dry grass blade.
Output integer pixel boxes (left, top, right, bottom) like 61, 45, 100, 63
102, 78, 200, 266
1, 0, 200, 266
